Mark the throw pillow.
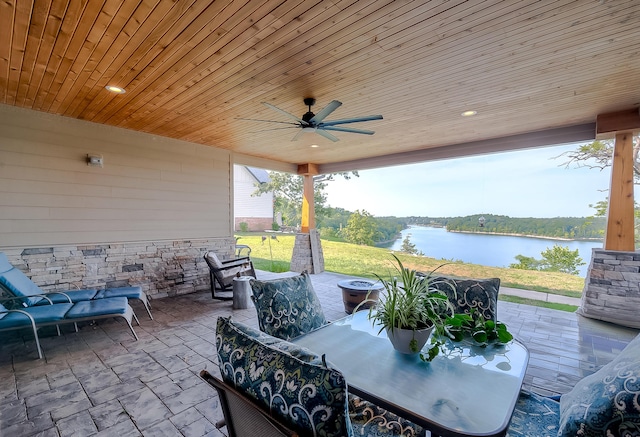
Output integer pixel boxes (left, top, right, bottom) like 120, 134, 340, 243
215, 316, 353, 437
204, 251, 223, 269
558, 333, 640, 436
250, 272, 327, 340
430, 276, 500, 322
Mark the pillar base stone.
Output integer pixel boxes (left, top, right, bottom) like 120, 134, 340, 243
290, 231, 324, 274
578, 248, 640, 329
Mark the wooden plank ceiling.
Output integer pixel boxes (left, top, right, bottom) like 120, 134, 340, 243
1, 0, 639, 171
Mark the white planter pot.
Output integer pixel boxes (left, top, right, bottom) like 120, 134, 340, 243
385, 325, 434, 354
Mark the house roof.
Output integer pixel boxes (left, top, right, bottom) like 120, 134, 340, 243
245, 167, 270, 184
1, 1, 639, 173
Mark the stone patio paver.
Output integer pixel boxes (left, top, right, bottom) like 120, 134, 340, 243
0, 269, 638, 436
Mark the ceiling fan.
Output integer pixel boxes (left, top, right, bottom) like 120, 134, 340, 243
239, 98, 383, 142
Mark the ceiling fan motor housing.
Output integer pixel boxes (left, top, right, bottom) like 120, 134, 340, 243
302, 111, 315, 122
302, 97, 316, 122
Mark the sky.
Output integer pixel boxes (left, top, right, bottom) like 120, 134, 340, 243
323, 143, 613, 218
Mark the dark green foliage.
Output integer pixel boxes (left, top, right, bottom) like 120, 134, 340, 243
444, 310, 513, 347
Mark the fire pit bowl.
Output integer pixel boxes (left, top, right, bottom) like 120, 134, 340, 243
337, 279, 384, 314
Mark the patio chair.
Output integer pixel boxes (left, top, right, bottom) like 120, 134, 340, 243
0, 253, 152, 319
507, 332, 640, 436
0, 296, 139, 359
209, 316, 425, 437
249, 272, 327, 340
203, 251, 256, 300
419, 271, 501, 323
200, 370, 298, 437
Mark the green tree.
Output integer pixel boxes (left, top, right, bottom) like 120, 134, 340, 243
400, 234, 423, 255
560, 137, 640, 181
342, 210, 380, 245
560, 136, 640, 242
509, 255, 541, 271
510, 245, 585, 275
401, 234, 417, 254
539, 244, 585, 275
252, 171, 358, 228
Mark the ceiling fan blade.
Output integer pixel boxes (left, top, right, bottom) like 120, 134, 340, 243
322, 126, 375, 135
314, 129, 339, 142
236, 117, 299, 125
248, 126, 299, 134
263, 102, 307, 125
309, 100, 342, 124
320, 114, 383, 126
291, 129, 306, 141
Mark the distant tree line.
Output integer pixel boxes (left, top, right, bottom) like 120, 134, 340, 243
252, 169, 606, 246
406, 214, 605, 240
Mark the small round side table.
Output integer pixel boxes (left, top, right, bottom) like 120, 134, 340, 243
337, 279, 384, 314
232, 276, 253, 309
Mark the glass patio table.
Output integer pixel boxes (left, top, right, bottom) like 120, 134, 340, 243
291, 310, 529, 437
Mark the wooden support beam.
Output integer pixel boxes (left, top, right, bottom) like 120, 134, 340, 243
297, 163, 320, 175
298, 163, 319, 233
604, 132, 635, 251
596, 108, 640, 139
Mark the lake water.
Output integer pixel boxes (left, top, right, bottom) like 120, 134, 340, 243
389, 226, 603, 277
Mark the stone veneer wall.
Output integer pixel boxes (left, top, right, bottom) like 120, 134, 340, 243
0, 237, 235, 299
578, 248, 640, 329
290, 232, 324, 274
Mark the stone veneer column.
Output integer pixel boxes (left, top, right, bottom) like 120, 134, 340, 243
578, 248, 640, 329
290, 231, 324, 274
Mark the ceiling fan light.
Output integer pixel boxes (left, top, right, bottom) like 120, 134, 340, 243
302, 127, 316, 132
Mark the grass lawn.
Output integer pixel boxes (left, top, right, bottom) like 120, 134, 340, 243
236, 233, 585, 296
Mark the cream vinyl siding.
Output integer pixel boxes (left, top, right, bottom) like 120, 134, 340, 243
0, 105, 232, 247
233, 165, 273, 218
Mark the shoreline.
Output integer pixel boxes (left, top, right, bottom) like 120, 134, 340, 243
447, 229, 602, 242
407, 224, 602, 243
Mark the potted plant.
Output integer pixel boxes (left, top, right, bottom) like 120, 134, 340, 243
359, 255, 514, 362
360, 254, 456, 358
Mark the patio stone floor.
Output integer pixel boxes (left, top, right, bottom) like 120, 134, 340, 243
1, 270, 638, 436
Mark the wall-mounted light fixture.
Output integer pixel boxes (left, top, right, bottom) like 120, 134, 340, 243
87, 154, 104, 167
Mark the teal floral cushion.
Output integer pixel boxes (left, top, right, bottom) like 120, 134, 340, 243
558, 333, 640, 436
349, 395, 424, 437
506, 390, 560, 437
430, 276, 500, 322
216, 317, 353, 437
250, 272, 327, 340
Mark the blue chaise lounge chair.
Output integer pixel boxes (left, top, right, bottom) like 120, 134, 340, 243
0, 295, 139, 359
0, 253, 152, 319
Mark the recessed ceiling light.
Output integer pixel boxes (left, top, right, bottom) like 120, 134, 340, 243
461, 110, 477, 117
310, 144, 319, 148
105, 85, 126, 94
